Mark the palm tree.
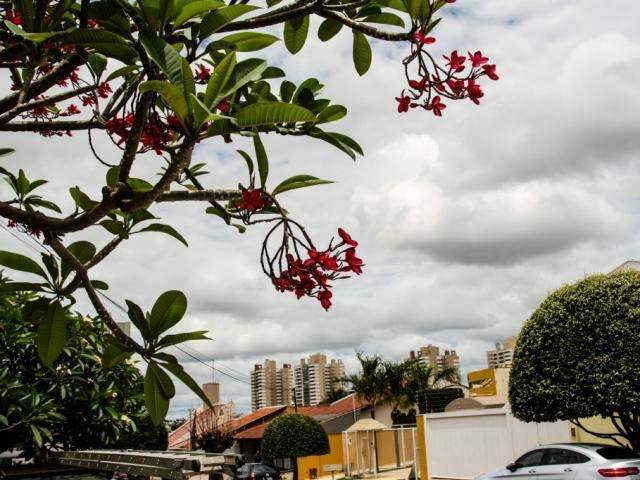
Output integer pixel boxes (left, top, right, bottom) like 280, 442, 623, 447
343, 353, 386, 419
404, 359, 460, 412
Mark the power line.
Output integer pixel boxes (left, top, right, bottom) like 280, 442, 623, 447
0, 226, 268, 394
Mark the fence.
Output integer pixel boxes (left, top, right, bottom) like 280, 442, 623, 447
343, 426, 417, 476
419, 407, 571, 480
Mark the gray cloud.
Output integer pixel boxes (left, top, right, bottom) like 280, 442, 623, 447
2, 0, 640, 413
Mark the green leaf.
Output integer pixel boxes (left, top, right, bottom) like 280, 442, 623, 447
139, 32, 189, 94
0, 281, 44, 292
100, 219, 124, 235
318, 18, 342, 42
91, 279, 109, 290
362, 12, 405, 27
139, 80, 189, 123
88, 52, 108, 80
235, 102, 316, 127
212, 32, 279, 52
219, 58, 267, 101
253, 135, 268, 188
199, 4, 260, 38
68, 241, 96, 264
160, 358, 214, 409
283, 16, 309, 54
309, 128, 363, 160
102, 343, 131, 368
280, 81, 296, 103
317, 104, 347, 123
272, 175, 334, 195
144, 363, 170, 425
352, 32, 372, 76
136, 223, 188, 247
237, 150, 254, 180
126, 300, 152, 340
156, 330, 210, 349
26, 197, 61, 213
204, 51, 236, 107
37, 302, 67, 366
149, 290, 188, 337
4, 21, 55, 43
106, 65, 139, 82
69, 186, 98, 212
58, 28, 129, 46
0, 251, 47, 279
30, 425, 43, 447
174, 0, 225, 27
0, 148, 15, 157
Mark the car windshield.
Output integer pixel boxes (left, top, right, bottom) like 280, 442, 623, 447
597, 447, 640, 460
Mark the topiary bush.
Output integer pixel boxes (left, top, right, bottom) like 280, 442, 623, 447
509, 270, 640, 450
262, 414, 330, 480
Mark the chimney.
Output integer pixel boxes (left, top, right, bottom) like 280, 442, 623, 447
409, 350, 416, 360
202, 382, 220, 406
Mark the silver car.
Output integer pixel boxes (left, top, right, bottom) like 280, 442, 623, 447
475, 443, 640, 480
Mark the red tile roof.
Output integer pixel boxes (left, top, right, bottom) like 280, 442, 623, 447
232, 394, 369, 441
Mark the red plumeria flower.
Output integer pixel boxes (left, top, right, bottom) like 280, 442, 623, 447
345, 248, 364, 275
240, 188, 267, 211
408, 78, 427, 91
80, 95, 95, 106
61, 104, 80, 116
444, 50, 466, 72
427, 96, 446, 117
483, 64, 499, 80
468, 50, 489, 68
97, 82, 112, 99
413, 31, 436, 45
467, 79, 484, 105
338, 228, 358, 247
5, 9, 23, 25
194, 63, 211, 83
216, 98, 229, 113
308, 249, 339, 271
396, 95, 411, 113
317, 289, 333, 311
446, 78, 465, 96
87, 18, 97, 28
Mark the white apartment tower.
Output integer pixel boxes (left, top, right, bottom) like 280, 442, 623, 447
294, 354, 345, 406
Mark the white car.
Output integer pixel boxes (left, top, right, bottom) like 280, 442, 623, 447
475, 443, 640, 480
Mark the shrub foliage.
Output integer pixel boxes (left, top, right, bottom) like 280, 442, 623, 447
510, 270, 640, 450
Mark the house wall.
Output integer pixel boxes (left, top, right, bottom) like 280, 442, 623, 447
297, 433, 344, 479
570, 416, 628, 446
419, 408, 571, 480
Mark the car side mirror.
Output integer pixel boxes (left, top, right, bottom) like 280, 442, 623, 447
507, 463, 522, 472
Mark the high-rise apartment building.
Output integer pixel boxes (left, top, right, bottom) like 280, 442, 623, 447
409, 345, 460, 374
486, 337, 517, 368
276, 363, 294, 405
250, 360, 298, 411
294, 354, 345, 406
250, 359, 277, 411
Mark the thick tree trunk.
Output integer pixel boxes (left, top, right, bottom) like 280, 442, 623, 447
292, 458, 298, 480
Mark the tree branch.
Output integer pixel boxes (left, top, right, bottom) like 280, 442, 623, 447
118, 91, 155, 182
46, 235, 145, 355
156, 189, 241, 203
0, 56, 86, 114
0, 84, 98, 125
0, 119, 103, 131
317, 9, 412, 41
219, 0, 320, 32
571, 419, 628, 447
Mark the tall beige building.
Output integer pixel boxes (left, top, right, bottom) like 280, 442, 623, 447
410, 344, 460, 374
276, 363, 294, 405
486, 337, 517, 368
251, 360, 296, 411
294, 354, 345, 406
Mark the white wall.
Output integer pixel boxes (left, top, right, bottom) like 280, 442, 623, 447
421, 407, 571, 480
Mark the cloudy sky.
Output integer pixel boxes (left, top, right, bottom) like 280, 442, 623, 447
2, 0, 640, 416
